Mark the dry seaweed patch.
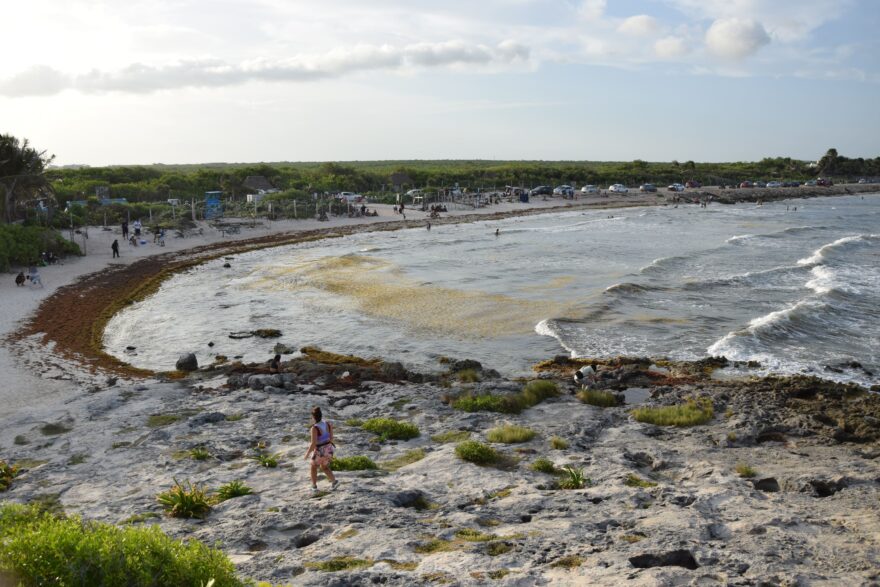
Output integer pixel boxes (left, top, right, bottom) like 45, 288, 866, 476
299, 346, 381, 367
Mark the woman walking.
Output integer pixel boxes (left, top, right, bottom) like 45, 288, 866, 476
304, 406, 339, 493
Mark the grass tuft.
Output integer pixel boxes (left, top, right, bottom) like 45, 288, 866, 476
735, 463, 758, 478
558, 466, 589, 490
577, 389, 619, 408
147, 414, 181, 428
624, 474, 657, 488
631, 398, 714, 427
225, 413, 245, 422
330, 456, 378, 471
452, 380, 558, 414
551, 555, 584, 569
455, 441, 499, 465
304, 556, 374, 572
457, 369, 481, 383
531, 458, 557, 474
381, 449, 426, 471
252, 453, 279, 468
361, 418, 420, 441
486, 424, 535, 444
215, 480, 252, 502
0, 503, 241, 586
414, 538, 459, 554
189, 447, 211, 461
455, 528, 498, 542
486, 542, 512, 556
156, 479, 212, 519
381, 559, 418, 571
344, 418, 364, 427
549, 436, 569, 450
431, 430, 471, 443
40, 422, 72, 436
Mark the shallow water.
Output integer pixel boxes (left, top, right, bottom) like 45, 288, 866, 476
105, 194, 880, 386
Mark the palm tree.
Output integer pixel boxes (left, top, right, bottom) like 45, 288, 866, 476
0, 134, 55, 223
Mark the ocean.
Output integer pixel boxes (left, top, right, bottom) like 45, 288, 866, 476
104, 194, 880, 386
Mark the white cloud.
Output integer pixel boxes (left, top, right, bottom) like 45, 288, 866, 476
578, 0, 607, 21
618, 15, 660, 36
705, 18, 770, 59
654, 36, 690, 58
0, 40, 530, 97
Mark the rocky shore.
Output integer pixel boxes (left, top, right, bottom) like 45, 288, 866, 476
2, 350, 878, 585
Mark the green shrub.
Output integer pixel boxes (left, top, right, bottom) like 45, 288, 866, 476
624, 474, 657, 488
431, 430, 471, 443
486, 424, 535, 444
0, 461, 18, 492
531, 458, 557, 474
735, 463, 758, 478
381, 449, 426, 471
558, 466, 588, 490
215, 480, 252, 502
361, 418, 420, 441
344, 418, 364, 427
156, 479, 212, 519
0, 225, 81, 271
331, 456, 378, 471
577, 389, 619, 408
631, 399, 714, 427
455, 441, 499, 465
0, 503, 241, 586
549, 436, 568, 450
190, 447, 211, 461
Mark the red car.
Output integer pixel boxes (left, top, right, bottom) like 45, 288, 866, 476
739, 181, 753, 188
816, 178, 833, 186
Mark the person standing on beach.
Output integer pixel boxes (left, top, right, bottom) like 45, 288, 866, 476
122, 221, 129, 240
304, 406, 339, 494
111, 239, 120, 258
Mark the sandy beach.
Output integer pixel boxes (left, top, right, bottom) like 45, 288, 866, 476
2, 185, 879, 586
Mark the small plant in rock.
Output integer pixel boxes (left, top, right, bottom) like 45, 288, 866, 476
331, 456, 378, 471
344, 418, 364, 427
147, 414, 180, 428
156, 479, 212, 519
252, 453, 279, 468
485, 542, 512, 556
361, 418, 420, 441
577, 388, 618, 408
452, 394, 506, 412
431, 430, 471, 443
531, 458, 557, 474
727, 431, 737, 442
631, 398, 714, 427
624, 474, 658, 488
455, 441, 499, 465
457, 369, 481, 383
735, 463, 758, 478
551, 555, 584, 568
381, 449, 426, 471
549, 436, 568, 450
486, 424, 535, 444
455, 528, 498, 542
558, 466, 588, 490
0, 461, 18, 492
216, 480, 253, 502
225, 413, 244, 422
304, 556, 374, 572
190, 447, 211, 461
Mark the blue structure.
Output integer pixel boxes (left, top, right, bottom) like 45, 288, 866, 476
205, 191, 223, 219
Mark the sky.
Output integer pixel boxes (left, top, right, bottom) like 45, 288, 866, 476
2, 0, 878, 165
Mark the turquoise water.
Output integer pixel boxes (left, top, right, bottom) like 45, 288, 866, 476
105, 194, 880, 386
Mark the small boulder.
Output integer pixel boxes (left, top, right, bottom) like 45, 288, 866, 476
380, 361, 408, 381
450, 359, 483, 373
253, 329, 282, 338
274, 342, 295, 354
752, 477, 780, 493
190, 412, 226, 426
390, 489, 427, 508
175, 353, 198, 372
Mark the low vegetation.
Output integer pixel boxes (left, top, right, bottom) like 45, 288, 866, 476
453, 380, 559, 414
147, 414, 181, 428
549, 436, 568, 449
361, 418, 420, 441
0, 503, 241, 586
457, 369, 481, 383
381, 449, 426, 471
531, 458, 558, 474
486, 542, 512, 556
156, 479, 212, 519
304, 556, 374, 572
631, 398, 714, 427
330, 456, 378, 471
558, 466, 589, 490
455, 441, 500, 465
190, 447, 211, 461
577, 389, 619, 408
430, 430, 470, 443
735, 463, 758, 478
252, 453, 279, 468
486, 424, 536, 444
0, 461, 18, 492
455, 528, 499, 542
215, 480, 252, 502
0, 224, 81, 271
624, 474, 657, 488
551, 555, 584, 569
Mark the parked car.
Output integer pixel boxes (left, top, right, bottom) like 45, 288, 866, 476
766, 181, 783, 188
580, 185, 598, 194
753, 181, 767, 188
553, 185, 574, 197
639, 183, 657, 192
783, 181, 800, 187
817, 178, 833, 186
338, 191, 363, 202
667, 183, 685, 192
405, 189, 423, 197
804, 180, 817, 186
529, 185, 553, 196
685, 180, 702, 188
739, 181, 753, 188
608, 184, 628, 194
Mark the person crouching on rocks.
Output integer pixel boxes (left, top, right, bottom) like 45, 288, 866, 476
304, 406, 339, 494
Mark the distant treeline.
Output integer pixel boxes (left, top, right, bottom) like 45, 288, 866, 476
47, 152, 879, 203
